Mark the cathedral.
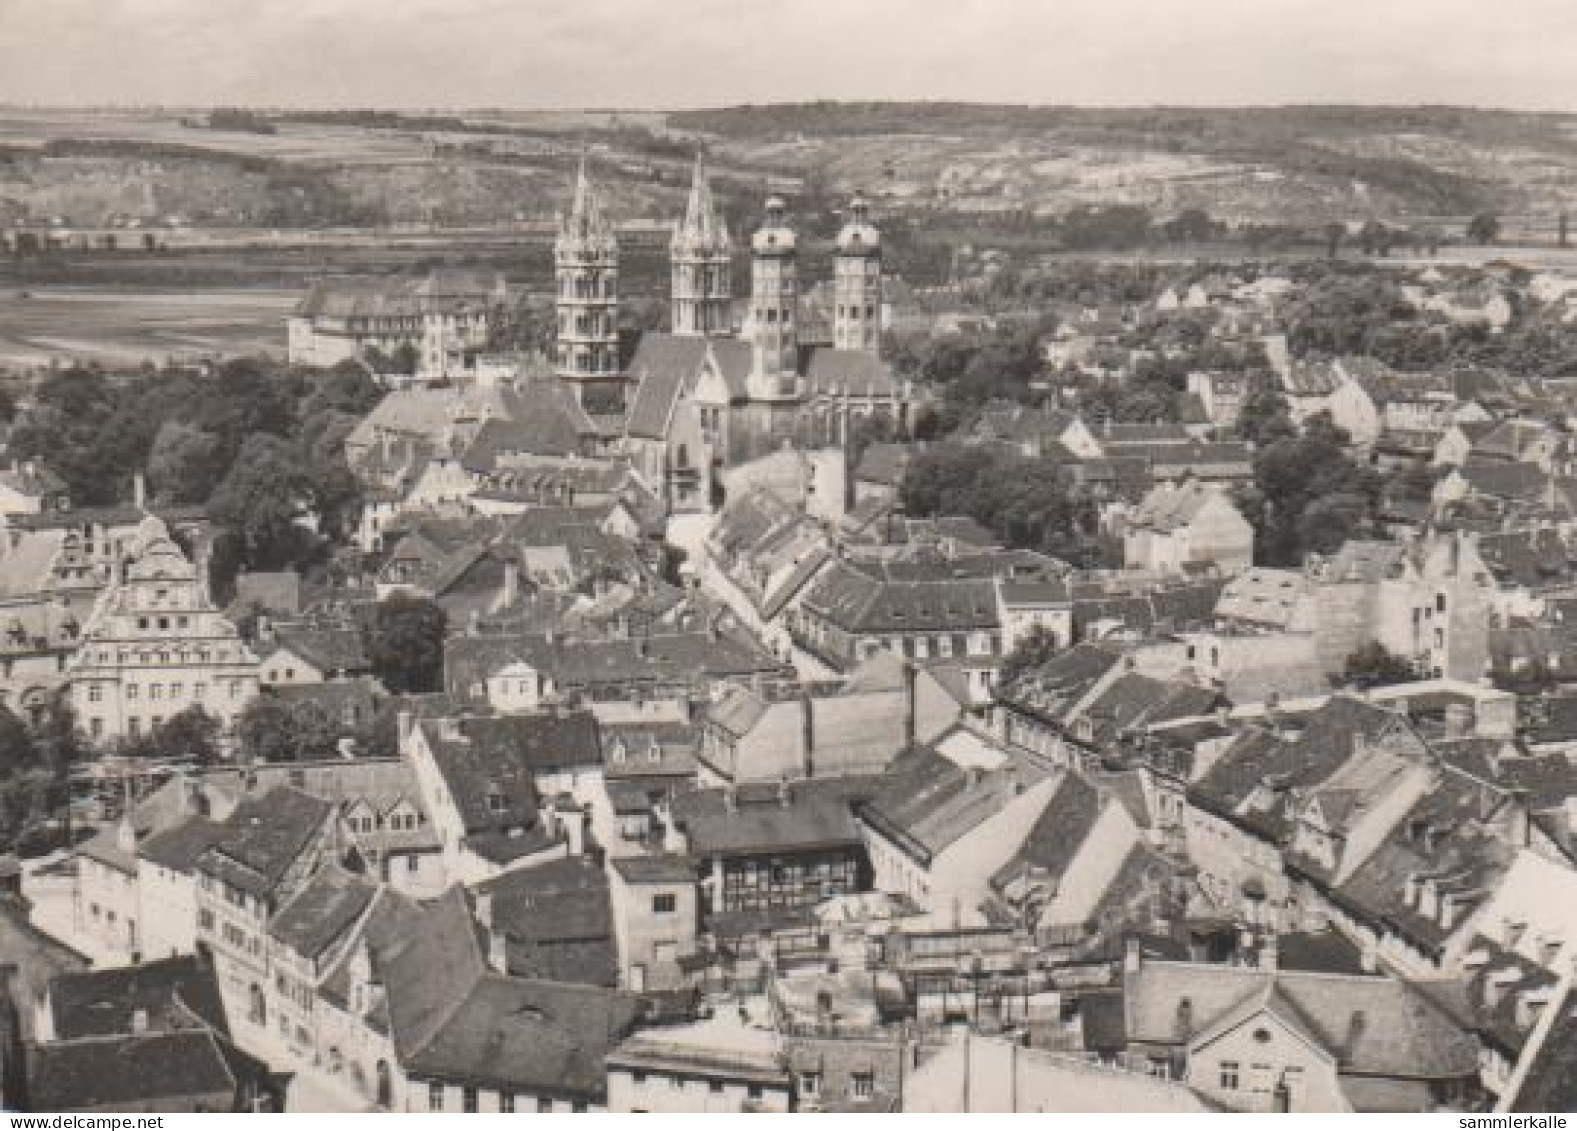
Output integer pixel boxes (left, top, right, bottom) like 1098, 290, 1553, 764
554, 156, 918, 513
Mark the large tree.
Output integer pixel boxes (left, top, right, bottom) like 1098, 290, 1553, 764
236, 695, 341, 764
207, 434, 319, 571
367, 595, 449, 693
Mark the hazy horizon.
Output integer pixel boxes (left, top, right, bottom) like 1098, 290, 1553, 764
0, 0, 1572, 113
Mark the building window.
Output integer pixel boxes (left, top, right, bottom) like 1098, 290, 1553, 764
500, 1095, 514, 1114
852, 1072, 874, 1099
799, 1073, 820, 1097
462, 1087, 478, 1113
428, 1083, 444, 1111
537, 1098, 552, 1113
1219, 1062, 1240, 1090
653, 893, 676, 915
708, 1080, 724, 1094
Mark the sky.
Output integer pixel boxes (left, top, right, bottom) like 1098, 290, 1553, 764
0, 0, 1573, 111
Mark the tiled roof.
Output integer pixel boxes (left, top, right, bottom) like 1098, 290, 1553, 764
196, 786, 333, 900
990, 772, 1102, 890
265, 623, 370, 675
610, 854, 695, 884
136, 815, 229, 873
799, 559, 999, 634
624, 334, 752, 440
1122, 962, 1479, 1079
418, 714, 598, 839
26, 1030, 240, 1111
859, 746, 1021, 862
854, 442, 914, 487
47, 954, 228, 1041
408, 975, 640, 1100
673, 778, 874, 857
268, 864, 377, 961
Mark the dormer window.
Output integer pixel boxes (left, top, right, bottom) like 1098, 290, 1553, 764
611, 739, 626, 764
486, 787, 508, 814
648, 741, 661, 764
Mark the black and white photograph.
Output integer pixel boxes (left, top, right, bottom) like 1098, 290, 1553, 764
0, 0, 1574, 1116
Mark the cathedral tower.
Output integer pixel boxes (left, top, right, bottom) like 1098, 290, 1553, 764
833, 193, 883, 355
555, 156, 621, 390
670, 155, 732, 337
745, 195, 799, 399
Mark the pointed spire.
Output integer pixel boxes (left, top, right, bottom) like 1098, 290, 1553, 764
561, 151, 612, 245
673, 152, 728, 256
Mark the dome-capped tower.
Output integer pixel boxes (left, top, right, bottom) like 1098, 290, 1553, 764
554, 156, 621, 391
834, 193, 882, 355
670, 154, 732, 338
745, 195, 799, 398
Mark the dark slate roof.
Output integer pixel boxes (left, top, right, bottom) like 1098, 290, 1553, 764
26, 1030, 239, 1111
801, 344, 901, 397
991, 773, 1103, 891
1457, 459, 1548, 502
475, 856, 619, 986
1330, 772, 1513, 953
1511, 999, 1577, 1112
196, 786, 333, 900
854, 442, 914, 487
858, 746, 1020, 864
137, 815, 229, 873
265, 623, 370, 675
610, 854, 695, 884
1071, 581, 1223, 640
477, 855, 611, 945
1122, 962, 1479, 1079
798, 559, 998, 635
268, 865, 377, 961
229, 571, 302, 618
1274, 930, 1371, 976
1073, 673, 1224, 749
0, 897, 87, 1042
457, 386, 599, 469
408, 975, 641, 1100
624, 335, 752, 440
418, 717, 562, 839
995, 641, 1126, 725
446, 629, 787, 698
47, 954, 228, 1041
673, 778, 875, 857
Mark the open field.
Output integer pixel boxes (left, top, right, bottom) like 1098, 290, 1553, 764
0, 286, 295, 369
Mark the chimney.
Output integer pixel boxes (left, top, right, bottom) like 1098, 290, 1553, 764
1360, 941, 1378, 974
1346, 1010, 1367, 1057
564, 805, 587, 855
1259, 932, 1278, 973
488, 928, 508, 975
475, 891, 493, 930
723, 786, 737, 813
800, 692, 815, 778
501, 559, 519, 611
130, 1008, 148, 1035
777, 777, 793, 809
903, 661, 918, 749
1123, 937, 1142, 975
1444, 702, 1471, 739
396, 711, 413, 749
115, 814, 136, 856
133, 471, 147, 510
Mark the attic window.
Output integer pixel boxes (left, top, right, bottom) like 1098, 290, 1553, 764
648, 741, 662, 763
486, 787, 508, 814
